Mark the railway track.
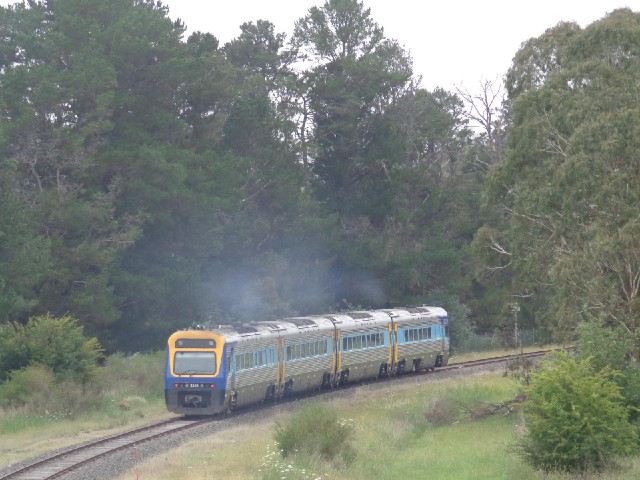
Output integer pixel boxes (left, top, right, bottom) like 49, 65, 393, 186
0, 349, 551, 480
0, 418, 212, 480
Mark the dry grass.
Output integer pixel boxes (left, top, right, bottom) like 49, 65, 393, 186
0, 404, 172, 469
117, 415, 283, 480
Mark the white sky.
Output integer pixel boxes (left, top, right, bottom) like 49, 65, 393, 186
162, 0, 638, 91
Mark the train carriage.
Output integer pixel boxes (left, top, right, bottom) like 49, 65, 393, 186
331, 311, 392, 383
165, 306, 449, 416
388, 306, 449, 374
225, 323, 280, 409
277, 317, 335, 394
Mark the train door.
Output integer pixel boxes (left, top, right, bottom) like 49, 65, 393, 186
275, 336, 286, 396
226, 345, 237, 410
331, 329, 342, 386
388, 321, 399, 374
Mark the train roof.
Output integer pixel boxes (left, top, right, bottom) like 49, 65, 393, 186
171, 306, 447, 343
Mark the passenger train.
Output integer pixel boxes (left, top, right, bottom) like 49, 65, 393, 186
165, 306, 449, 415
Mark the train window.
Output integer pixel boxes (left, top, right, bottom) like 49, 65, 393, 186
174, 352, 216, 375
234, 352, 257, 371
403, 327, 437, 344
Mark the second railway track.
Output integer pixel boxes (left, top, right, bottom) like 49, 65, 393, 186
0, 349, 551, 480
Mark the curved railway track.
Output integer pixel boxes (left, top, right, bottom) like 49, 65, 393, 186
0, 349, 552, 480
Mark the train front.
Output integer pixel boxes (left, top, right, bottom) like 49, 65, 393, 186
165, 329, 228, 415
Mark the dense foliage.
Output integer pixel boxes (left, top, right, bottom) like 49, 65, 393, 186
479, 8, 640, 346
518, 352, 637, 472
1, 0, 639, 378
0, 314, 102, 382
0, 0, 488, 351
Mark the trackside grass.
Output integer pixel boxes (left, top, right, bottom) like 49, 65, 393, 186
1, 345, 632, 478
116, 371, 640, 480
0, 351, 173, 468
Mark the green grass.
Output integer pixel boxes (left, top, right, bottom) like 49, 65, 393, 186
117, 372, 640, 480
0, 350, 173, 468
0, 343, 633, 479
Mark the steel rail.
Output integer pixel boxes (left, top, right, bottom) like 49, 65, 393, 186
0, 417, 211, 480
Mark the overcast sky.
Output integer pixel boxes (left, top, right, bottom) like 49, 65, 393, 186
162, 0, 637, 91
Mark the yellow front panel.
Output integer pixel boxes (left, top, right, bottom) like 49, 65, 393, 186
167, 330, 224, 377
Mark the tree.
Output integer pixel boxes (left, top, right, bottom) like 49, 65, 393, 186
0, 159, 50, 321
456, 78, 507, 168
483, 9, 640, 340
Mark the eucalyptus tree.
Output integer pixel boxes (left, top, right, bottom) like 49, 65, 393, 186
484, 9, 640, 346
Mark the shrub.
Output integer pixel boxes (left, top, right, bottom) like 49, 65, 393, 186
577, 315, 640, 417
274, 402, 355, 465
518, 351, 637, 473
0, 313, 103, 383
0, 364, 101, 417
0, 364, 57, 409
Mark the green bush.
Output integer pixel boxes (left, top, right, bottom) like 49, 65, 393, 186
518, 351, 637, 473
0, 313, 103, 383
577, 315, 640, 417
0, 364, 101, 417
0, 364, 57, 409
274, 402, 355, 465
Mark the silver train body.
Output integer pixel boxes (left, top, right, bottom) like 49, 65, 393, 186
165, 306, 449, 415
